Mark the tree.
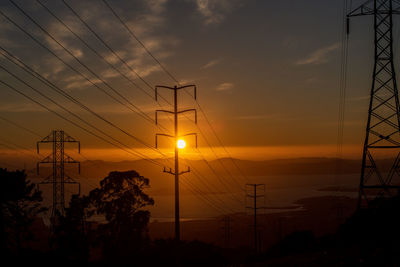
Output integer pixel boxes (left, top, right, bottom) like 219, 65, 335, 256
54, 194, 91, 262
88, 170, 154, 262
0, 168, 46, 254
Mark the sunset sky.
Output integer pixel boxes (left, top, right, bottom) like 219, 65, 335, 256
0, 0, 399, 161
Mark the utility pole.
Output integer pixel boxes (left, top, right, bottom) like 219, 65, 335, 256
220, 215, 232, 248
155, 85, 197, 241
246, 183, 265, 252
348, 0, 400, 207
37, 130, 80, 232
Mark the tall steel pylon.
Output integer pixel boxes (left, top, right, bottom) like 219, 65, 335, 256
37, 130, 80, 230
348, 0, 400, 207
155, 85, 198, 241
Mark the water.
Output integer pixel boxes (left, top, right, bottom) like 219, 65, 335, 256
149, 173, 360, 222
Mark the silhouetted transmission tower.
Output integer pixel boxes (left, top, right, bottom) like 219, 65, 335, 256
348, 0, 400, 207
37, 130, 80, 231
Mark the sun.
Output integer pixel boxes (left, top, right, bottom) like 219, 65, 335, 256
177, 139, 186, 149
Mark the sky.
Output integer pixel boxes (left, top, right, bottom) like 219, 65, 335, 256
0, 0, 399, 162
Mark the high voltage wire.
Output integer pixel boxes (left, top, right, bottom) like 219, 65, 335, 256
0, 60, 161, 165
55, 0, 178, 128
0, 77, 164, 168
0, 78, 232, 215
1, 59, 235, 215
180, 155, 243, 206
3, 1, 154, 125
0, 114, 42, 138
73, 0, 246, 212
101, 0, 180, 86
33, 0, 173, 137
49, 0, 244, 203
2, 44, 238, 219
61, 0, 154, 92
99, 0, 248, 195
35, 0, 154, 101
0, 136, 40, 158
0, 2, 244, 215
100, 0, 249, 186
0, 46, 170, 160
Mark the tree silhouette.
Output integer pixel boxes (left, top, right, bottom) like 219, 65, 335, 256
54, 194, 91, 262
88, 170, 154, 262
0, 168, 45, 255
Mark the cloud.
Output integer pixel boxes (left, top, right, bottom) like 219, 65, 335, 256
201, 59, 220, 69
195, 0, 243, 25
296, 43, 340, 65
216, 82, 234, 91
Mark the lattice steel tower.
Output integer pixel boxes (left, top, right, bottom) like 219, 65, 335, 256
348, 0, 400, 207
37, 130, 80, 228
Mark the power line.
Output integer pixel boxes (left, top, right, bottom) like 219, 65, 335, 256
61, 0, 154, 91
0, 77, 164, 168
0, 46, 171, 163
3, 1, 154, 124
1, 1, 243, 216
56, 0, 244, 207
100, 0, 249, 188
101, 0, 179, 85
0, 114, 42, 138
35, 0, 154, 100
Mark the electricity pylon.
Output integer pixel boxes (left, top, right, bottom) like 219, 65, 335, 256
37, 130, 80, 231
348, 0, 400, 207
220, 215, 232, 248
155, 85, 198, 241
246, 183, 265, 252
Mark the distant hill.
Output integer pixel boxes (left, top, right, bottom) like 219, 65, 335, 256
23, 157, 364, 198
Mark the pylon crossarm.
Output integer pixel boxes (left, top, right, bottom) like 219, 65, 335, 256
348, 0, 400, 17
155, 133, 174, 148
64, 175, 78, 184
163, 167, 175, 175
155, 109, 174, 124
177, 85, 196, 100
179, 133, 198, 148
348, 0, 374, 17
64, 154, 79, 163
178, 109, 197, 124
39, 154, 53, 164
38, 174, 52, 184
178, 167, 190, 175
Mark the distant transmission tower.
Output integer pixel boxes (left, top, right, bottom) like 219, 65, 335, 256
37, 130, 80, 231
155, 85, 198, 241
348, 0, 400, 207
246, 183, 265, 252
220, 215, 232, 248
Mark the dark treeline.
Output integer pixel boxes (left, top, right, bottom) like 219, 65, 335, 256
0, 168, 231, 266
2, 167, 400, 266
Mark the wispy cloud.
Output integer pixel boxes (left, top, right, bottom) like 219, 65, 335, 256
201, 59, 220, 69
216, 82, 234, 91
296, 43, 340, 65
195, 0, 243, 25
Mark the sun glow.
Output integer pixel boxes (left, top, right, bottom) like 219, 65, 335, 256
177, 139, 186, 149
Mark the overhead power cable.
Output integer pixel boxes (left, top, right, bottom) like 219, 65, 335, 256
5, 0, 155, 124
